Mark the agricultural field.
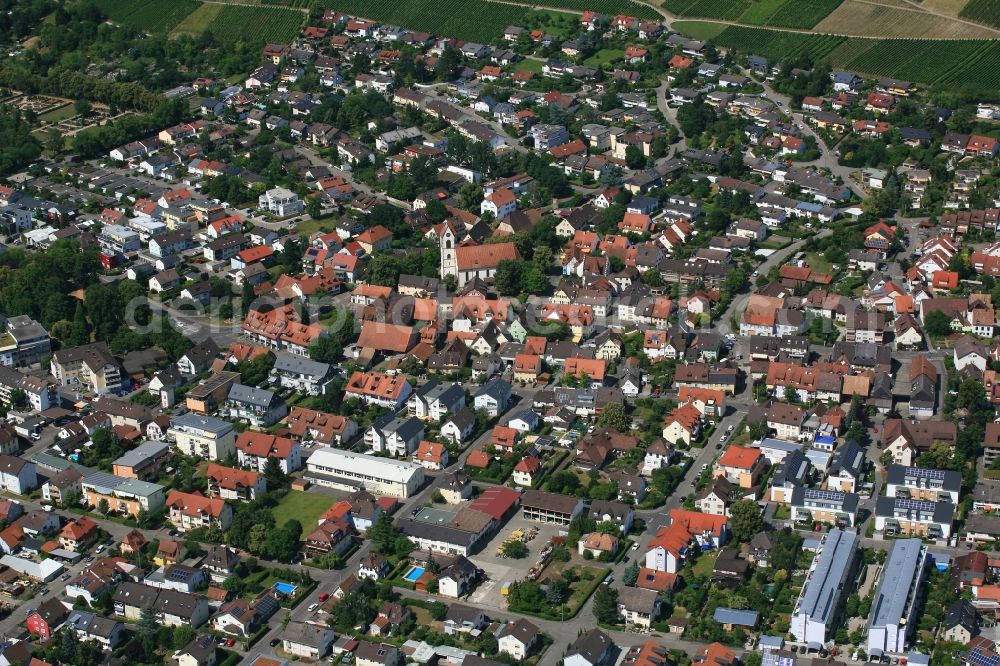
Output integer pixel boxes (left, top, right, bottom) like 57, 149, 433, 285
680, 23, 1000, 91
664, 0, 752, 20
813, 0, 996, 38
667, 0, 841, 27
170, 3, 223, 38
205, 5, 304, 43
959, 0, 1000, 29
742, 0, 843, 28
693, 25, 847, 62
94, 0, 202, 33
670, 20, 726, 39
515, 0, 660, 19
320, 0, 567, 42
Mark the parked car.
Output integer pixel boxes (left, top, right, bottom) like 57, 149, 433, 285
270, 638, 281, 648
308, 603, 320, 612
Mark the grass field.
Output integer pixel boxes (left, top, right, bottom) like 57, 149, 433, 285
677, 23, 1000, 90
514, 58, 546, 74
584, 48, 624, 67
95, 0, 202, 33
36, 104, 77, 123
273, 492, 337, 536
170, 2, 222, 38
672, 20, 727, 39
959, 0, 1000, 28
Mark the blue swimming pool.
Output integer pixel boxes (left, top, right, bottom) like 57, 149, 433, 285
273, 582, 298, 595
403, 566, 426, 582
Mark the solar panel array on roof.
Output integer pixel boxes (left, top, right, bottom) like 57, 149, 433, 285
804, 489, 846, 501
894, 498, 936, 512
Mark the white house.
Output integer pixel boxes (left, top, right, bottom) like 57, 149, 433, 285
258, 187, 304, 217
480, 188, 517, 220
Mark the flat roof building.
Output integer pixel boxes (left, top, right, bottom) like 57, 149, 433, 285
867, 538, 929, 656
791, 528, 859, 646
305, 448, 425, 498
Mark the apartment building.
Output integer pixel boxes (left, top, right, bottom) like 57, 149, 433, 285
790, 488, 859, 527
0, 315, 51, 368
50, 342, 125, 395
867, 539, 929, 656
167, 413, 236, 461
884, 465, 961, 503
790, 528, 859, 645
874, 497, 954, 539
166, 490, 233, 533
81, 472, 165, 517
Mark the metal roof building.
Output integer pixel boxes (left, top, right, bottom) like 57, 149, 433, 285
790, 528, 859, 646
867, 538, 929, 656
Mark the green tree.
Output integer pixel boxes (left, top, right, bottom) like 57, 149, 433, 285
625, 145, 646, 169
368, 513, 401, 555
310, 336, 343, 364
592, 585, 620, 624
923, 309, 952, 337
596, 403, 630, 432
264, 456, 287, 489
137, 604, 159, 656
501, 540, 528, 558
8, 389, 27, 410
623, 561, 640, 586
728, 499, 762, 542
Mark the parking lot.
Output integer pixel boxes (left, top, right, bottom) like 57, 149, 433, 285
467, 511, 566, 609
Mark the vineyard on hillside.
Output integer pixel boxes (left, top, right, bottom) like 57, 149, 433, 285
678, 23, 1000, 91
94, 0, 203, 33
665, 0, 842, 28
959, 0, 1000, 29
206, 5, 304, 43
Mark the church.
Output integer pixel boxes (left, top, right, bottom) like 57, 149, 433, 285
439, 222, 520, 287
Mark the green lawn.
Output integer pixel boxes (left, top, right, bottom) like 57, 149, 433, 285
584, 48, 624, 67
273, 492, 337, 537
803, 252, 834, 275
514, 58, 545, 74
294, 216, 339, 238
691, 549, 718, 579
37, 104, 77, 123
671, 20, 727, 40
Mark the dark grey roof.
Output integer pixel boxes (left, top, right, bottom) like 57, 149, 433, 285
868, 539, 926, 630
945, 599, 978, 632
828, 441, 865, 479
771, 449, 810, 487
885, 464, 961, 493
272, 352, 332, 378
445, 407, 476, 431
396, 519, 479, 548
111, 440, 169, 469
874, 496, 954, 524
568, 628, 613, 664
227, 383, 279, 407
